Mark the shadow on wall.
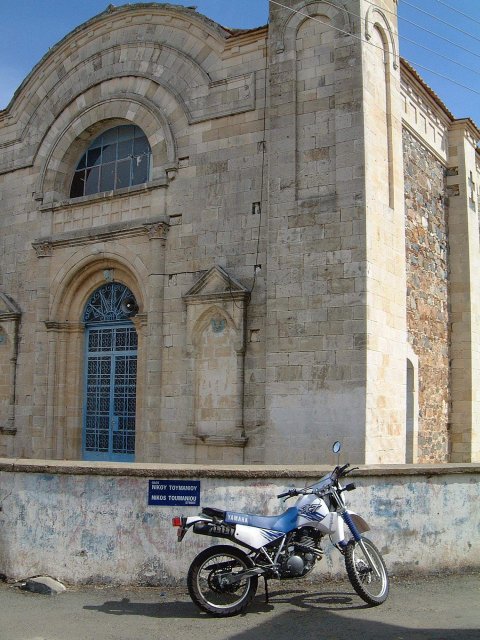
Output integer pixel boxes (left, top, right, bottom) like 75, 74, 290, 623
83, 586, 479, 639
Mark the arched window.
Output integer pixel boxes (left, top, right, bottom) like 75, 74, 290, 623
82, 283, 138, 462
70, 125, 151, 198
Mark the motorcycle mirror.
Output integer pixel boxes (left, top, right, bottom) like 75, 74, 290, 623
332, 441, 341, 454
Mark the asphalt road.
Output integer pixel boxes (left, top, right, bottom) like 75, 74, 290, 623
0, 572, 479, 640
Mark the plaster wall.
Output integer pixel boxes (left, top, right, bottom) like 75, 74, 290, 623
0, 459, 478, 585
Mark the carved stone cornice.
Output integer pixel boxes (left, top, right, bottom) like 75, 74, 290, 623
32, 241, 53, 258
143, 221, 169, 241
32, 216, 170, 252
45, 321, 84, 333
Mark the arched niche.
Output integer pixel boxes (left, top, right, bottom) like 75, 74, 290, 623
276, 0, 352, 53
182, 266, 250, 450
365, 5, 398, 70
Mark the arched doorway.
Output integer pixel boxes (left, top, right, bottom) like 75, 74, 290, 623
82, 283, 138, 462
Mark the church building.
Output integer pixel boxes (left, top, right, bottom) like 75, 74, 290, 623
1, 1, 479, 465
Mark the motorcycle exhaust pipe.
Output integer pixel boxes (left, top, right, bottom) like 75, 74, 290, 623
193, 521, 236, 540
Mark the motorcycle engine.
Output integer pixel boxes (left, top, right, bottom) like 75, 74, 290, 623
284, 552, 314, 577
280, 528, 322, 578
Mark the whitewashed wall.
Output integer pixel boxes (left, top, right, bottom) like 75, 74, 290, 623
0, 460, 478, 584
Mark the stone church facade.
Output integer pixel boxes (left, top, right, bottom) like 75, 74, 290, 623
0, 1, 479, 465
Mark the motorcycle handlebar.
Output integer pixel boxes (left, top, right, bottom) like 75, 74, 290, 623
277, 489, 297, 499
336, 463, 350, 477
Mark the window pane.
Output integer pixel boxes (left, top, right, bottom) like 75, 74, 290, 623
118, 125, 135, 142
102, 142, 117, 163
99, 162, 116, 192
71, 170, 86, 198
133, 135, 150, 157
132, 155, 149, 185
84, 166, 100, 195
86, 146, 102, 168
76, 153, 87, 170
116, 158, 131, 189
117, 139, 133, 160
102, 128, 118, 145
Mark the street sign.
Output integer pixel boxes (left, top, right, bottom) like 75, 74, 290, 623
148, 480, 200, 506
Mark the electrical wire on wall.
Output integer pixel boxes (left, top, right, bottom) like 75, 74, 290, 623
250, 21, 269, 297
269, 0, 480, 96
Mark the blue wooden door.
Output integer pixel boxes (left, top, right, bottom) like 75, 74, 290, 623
82, 283, 139, 462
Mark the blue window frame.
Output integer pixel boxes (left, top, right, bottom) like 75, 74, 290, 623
82, 284, 138, 462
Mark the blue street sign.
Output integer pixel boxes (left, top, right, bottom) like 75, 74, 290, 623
148, 480, 200, 506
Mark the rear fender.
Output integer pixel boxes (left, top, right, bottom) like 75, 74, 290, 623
176, 515, 213, 542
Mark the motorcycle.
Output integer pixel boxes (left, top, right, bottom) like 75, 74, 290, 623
172, 442, 389, 616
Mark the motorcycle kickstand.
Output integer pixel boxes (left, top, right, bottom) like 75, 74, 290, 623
263, 577, 269, 604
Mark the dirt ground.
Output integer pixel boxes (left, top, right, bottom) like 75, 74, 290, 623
1, 572, 479, 640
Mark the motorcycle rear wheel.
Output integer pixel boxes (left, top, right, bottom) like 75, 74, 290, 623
187, 545, 258, 617
344, 537, 389, 606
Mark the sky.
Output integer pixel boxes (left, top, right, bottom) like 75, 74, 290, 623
0, 0, 479, 127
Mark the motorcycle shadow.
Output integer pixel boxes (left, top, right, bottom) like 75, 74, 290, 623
84, 597, 199, 619
82, 586, 361, 620
251, 586, 366, 613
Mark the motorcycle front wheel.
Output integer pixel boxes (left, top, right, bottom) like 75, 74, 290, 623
344, 537, 389, 606
187, 545, 258, 617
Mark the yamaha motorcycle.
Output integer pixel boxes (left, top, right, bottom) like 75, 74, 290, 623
172, 443, 389, 616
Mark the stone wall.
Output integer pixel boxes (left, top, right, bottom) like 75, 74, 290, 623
403, 128, 450, 462
0, 458, 478, 584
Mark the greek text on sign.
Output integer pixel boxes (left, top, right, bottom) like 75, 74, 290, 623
148, 480, 200, 506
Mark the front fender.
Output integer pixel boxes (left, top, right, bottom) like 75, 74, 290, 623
347, 510, 370, 534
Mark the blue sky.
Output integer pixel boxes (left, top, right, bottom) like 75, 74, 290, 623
0, 0, 479, 126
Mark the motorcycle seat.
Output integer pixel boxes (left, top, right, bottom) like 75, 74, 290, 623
224, 507, 298, 533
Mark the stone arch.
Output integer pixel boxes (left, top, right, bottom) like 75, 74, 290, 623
365, 6, 398, 70
36, 91, 177, 204
25, 42, 211, 151
277, 0, 352, 53
44, 252, 148, 460
49, 249, 148, 324
7, 5, 228, 122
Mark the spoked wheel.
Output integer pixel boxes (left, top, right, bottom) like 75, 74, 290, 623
187, 545, 258, 617
344, 537, 389, 606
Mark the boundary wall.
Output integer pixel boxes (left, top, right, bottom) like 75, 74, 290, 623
0, 459, 478, 585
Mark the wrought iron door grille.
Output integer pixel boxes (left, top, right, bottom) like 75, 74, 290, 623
84, 324, 137, 461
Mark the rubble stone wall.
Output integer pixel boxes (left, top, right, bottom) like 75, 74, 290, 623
403, 127, 450, 462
